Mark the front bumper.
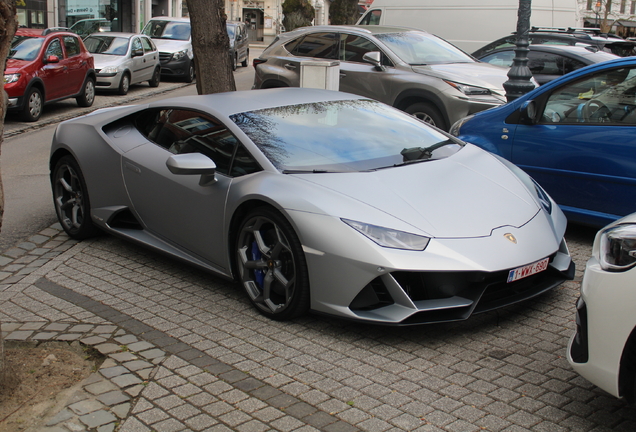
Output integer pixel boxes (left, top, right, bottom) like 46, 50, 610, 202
158, 53, 191, 77
567, 257, 636, 398
95, 72, 123, 90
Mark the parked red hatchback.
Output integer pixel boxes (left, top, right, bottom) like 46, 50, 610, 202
4, 28, 96, 121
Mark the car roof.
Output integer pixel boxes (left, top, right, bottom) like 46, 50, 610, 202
16, 28, 80, 38
147, 88, 366, 118
147, 16, 190, 23
290, 24, 428, 36
86, 32, 148, 39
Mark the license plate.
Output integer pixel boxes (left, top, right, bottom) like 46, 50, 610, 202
507, 257, 549, 283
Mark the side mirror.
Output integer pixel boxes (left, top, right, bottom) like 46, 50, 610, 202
519, 100, 538, 125
132, 49, 144, 57
362, 51, 385, 71
44, 55, 60, 64
166, 153, 217, 186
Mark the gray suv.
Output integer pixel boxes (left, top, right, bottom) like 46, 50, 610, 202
252, 25, 511, 131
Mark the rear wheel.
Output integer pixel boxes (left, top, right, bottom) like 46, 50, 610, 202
235, 207, 310, 320
404, 102, 446, 131
21, 87, 43, 122
149, 67, 161, 87
52, 156, 100, 240
118, 73, 130, 95
76, 77, 95, 107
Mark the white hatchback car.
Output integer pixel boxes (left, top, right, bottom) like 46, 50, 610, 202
83, 32, 161, 95
568, 213, 636, 402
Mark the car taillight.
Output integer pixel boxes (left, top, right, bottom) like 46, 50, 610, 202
252, 58, 267, 68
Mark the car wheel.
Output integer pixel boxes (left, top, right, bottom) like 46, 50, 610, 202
235, 207, 310, 320
184, 62, 195, 83
241, 50, 249, 68
232, 53, 238, 71
52, 155, 100, 240
149, 67, 161, 87
76, 77, 95, 107
21, 87, 43, 122
404, 102, 447, 131
118, 73, 130, 95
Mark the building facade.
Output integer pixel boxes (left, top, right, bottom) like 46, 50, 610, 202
579, 0, 636, 38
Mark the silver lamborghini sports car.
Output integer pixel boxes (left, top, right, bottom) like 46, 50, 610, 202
49, 88, 575, 324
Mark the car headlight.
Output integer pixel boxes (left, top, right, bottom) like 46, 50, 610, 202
449, 114, 474, 137
4, 73, 20, 84
173, 50, 188, 61
99, 65, 119, 74
598, 224, 636, 272
342, 219, 430, 251
444, 80, 492, 96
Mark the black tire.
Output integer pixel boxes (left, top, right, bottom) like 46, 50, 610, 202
52, 156, 100, 240
404, 102, 447, 131
235, 207, 310, 320
149, 67, 161, 87
76, 77, 95, 107
21, 87, 43, 122
118, 73, 130, 95
184, 62, 195, 83
241, 49, 249, 68
232, 53, 238, 71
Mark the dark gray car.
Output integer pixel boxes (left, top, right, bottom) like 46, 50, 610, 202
227, 21, 249, 71
252, 25, 512, 131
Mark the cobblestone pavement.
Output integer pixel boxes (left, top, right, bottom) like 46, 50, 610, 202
1, 221, 635, 432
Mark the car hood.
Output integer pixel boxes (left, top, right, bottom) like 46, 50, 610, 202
151, 38, 190, 52
5, 58, 31, 73
92, 54, 128, 69
294, 144, 542, 239
411, 62, 508, 93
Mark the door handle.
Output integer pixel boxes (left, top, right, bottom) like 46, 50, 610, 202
339, 72, 346, 78
284, 63, 296, 70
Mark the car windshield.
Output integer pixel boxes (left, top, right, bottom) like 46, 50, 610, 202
8, 36, 44, 61
231, 99, 463, 172
375, 32, 475, 65
143, 20, 190, 40
84, 36, 129, 55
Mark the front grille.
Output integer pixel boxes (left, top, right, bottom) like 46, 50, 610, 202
159, 52, 173, 64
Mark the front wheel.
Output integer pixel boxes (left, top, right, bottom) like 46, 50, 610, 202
184, 62, 195, 83
235, 207, 310, 320
118, 73, 130, 95
52, 156, 100, 240
404, 102, 446, 131
21, 87, 43, 122
76, 77, 95, 107
241, 50, 249, 68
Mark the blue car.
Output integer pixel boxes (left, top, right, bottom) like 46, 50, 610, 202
450, 57, 636, 227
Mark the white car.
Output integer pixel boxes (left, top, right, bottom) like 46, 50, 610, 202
83, 32, 161, 95
568, 213, 636, 402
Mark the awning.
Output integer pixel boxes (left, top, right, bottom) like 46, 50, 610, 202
617, 20, 636, 28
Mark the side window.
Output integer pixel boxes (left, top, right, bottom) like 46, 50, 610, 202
542, 67, 636, 124
45, 38, 63, 58
480, 51, 514, 68
289, 32, 338, 59
131, 37, 143, 53
140, 37, 155, 53
358, 9, 381, 25
63, 36, 81, 57
527, 51, 562, 76
137, 109, 261, 177
339, 33, 383, 64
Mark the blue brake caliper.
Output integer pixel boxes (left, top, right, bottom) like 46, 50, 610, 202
252, 241, 264, 289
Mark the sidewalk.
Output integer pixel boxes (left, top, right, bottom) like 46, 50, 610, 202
1, 220, 636, 432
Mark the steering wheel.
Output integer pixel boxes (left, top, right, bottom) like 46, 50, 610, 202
580, 99, 611, 122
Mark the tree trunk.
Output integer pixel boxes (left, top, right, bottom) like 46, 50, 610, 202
185, 0, 236, 94
0, 1, 19, 233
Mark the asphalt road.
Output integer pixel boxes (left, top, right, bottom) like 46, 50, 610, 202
0, 49, 261, 252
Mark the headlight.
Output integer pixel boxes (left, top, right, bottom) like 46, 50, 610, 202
342, 219, 430, 251
173, 50, 188, 60
444, 80, 492, 96
449, 115, 474, 136
598, 224, 636, 272
4, 73, 20, 84
99, 65, 119, 74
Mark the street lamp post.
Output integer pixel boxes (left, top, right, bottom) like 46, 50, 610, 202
503, 0, 535, 102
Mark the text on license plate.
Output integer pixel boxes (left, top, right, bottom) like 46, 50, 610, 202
507, 257, 549, 283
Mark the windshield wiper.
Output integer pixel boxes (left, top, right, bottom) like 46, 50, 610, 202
400, 139, 455, 162
282, 169, 333, 174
